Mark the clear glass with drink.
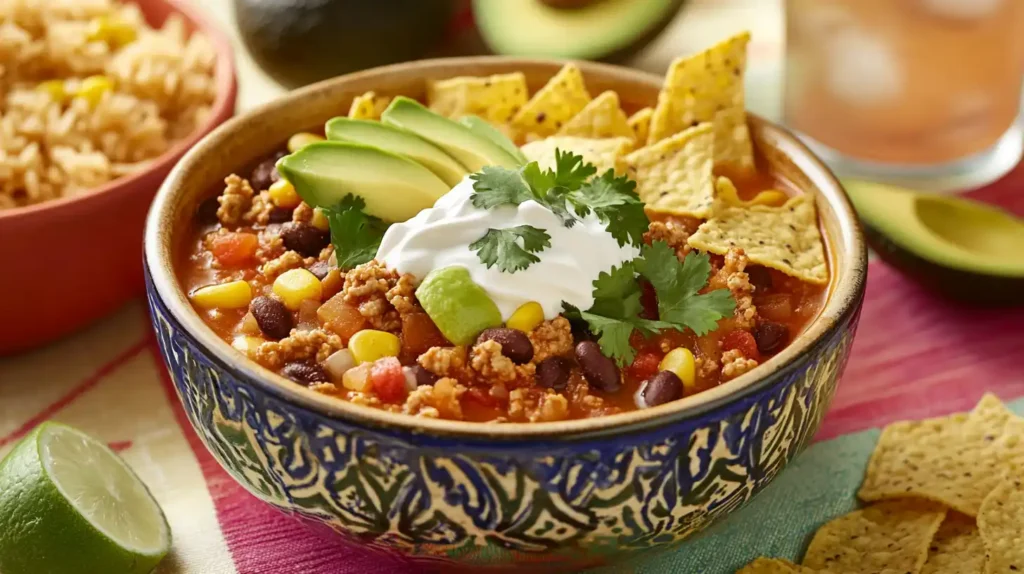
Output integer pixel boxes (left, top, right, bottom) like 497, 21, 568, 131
784, 0, 1024, 191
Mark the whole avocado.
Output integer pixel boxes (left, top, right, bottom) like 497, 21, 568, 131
234, 0, 458, 87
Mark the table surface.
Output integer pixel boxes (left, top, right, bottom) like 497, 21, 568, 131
2, 1, 1022, 573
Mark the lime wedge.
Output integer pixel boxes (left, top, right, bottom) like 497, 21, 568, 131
0, 422, 171, 574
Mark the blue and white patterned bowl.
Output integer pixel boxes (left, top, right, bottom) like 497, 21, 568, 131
144, 58, 867, 571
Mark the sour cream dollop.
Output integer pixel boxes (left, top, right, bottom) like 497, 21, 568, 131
376, 177, 640, 320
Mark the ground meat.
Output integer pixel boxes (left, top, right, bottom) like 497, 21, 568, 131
508, 388, 570, 422
721, 349, 758, 380
347, 391, 383, 408
402, 377, 464, 419
645, 217, 700, 259
470, 340, 517, 384
259, 250, 308, 281
385, 274, 419, 316
292, 202, 313, 223
340, 260, 401, 331
709, 248, 758, 331
318, 244, 335, 262
309, 382, 342, 397
696, 356, 720, 381
244, 190, 274, 226
528, 316, 573, 363
253, 328, 342, 370
216, 174, 254, 227
255, 230, 284, 264
418, 346, 468, 379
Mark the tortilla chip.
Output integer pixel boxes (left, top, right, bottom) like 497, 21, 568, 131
628, 107, 653, 144
921, 514, 986, 574
648, 31, 754, 172
520, 136, 633, 177
557, 90, 633, 139
511, 63, 591, 138
802, 500, 946, 574
857, 394, 1024, 517
687, 194, 828, 284
735, 558, 817, 574
349, 91, 391, 120
427, 72, 528, 125
621, 123, 715, 219
978, 479, 1024, 574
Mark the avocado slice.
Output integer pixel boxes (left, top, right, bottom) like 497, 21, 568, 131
847, 180, 1024, 306
415, 266, 503, 345
458, 116, 528, 165
277, 141, 449, 222
325, 117, 469, 187
381, 97, 522, 171
474, 0, 684, 61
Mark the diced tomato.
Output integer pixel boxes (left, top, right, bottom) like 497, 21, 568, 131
370, 357, 407, 403
208, 232, 259, 267
317, 295, 366, 341
722, 330, 760, 361
464, 387, 500, 409
401, 312, 449, 357
639, 280, 658, 320
627, 350, 662, 382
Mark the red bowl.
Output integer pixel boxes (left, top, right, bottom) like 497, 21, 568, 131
0, 0, 237, 354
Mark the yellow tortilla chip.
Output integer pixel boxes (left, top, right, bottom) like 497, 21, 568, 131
621, 123, 715, 219
978, 479, 1024, 574
921, 514, 986, 574
716, 177, 788, 208
802, 500, 946, 574
628, 107, 653, 144
736, 558, 817, 574
427, 72, 528, 125
648, 31, 754, 172
557, 90, 633, 139
520, 136, 633, 177
857, 394, 1024, 517
511, 63, 591, 138
687, 194, 828, 284
349, 91, 391, 120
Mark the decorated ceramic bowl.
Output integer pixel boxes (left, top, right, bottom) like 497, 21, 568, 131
143, 57, 867, 570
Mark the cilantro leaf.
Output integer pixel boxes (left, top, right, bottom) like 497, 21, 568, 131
470, 165, 534, 209
552, 149, 596, 190
566, 170, 648, 247
519, 162, 555, 196
587, 262, 642, 319
579, 311, 639, 366
636, 241, 736, 336
325, 194, 389, 270
470, 225, 551, 273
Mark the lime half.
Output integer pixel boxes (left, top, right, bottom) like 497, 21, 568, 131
0, 422, 171, 574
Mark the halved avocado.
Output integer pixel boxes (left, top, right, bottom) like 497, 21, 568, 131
846, 180, 1024, 306
277, 141, 449, 222
458, 116, 528, 165
325, 118, 469, 187
473, 0, 684, 61
381, 97, 521, 171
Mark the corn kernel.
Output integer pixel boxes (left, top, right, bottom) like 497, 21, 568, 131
37, 80, 68, 104
287, 132, 324, 153
659, 347, 696, 394
231, 335, 264, 355
348, 329, 401, 364
506, 301, 544, 333
75, 75, 114, 107
311, 207, 330, 231
190, 280, 252, 309
273, 268, 322, 310
86, 16, 138, 46
267, 179, 301, 208
342, 363, 373, 392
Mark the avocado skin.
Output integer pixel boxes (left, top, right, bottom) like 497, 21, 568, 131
863, 223, 1023, 307
233, 0, 457, 88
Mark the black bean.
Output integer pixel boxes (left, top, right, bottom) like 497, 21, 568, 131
535, 356, 571, 390
281, 221, 330, 257
268, 206, 293, 223
574, 341, 620, 392
307, 260, 331, 280
642, 371, 684, 407
747, 265, 773, 292
753, 321, 789, 355
249, 296, 293, 340
281, 361, 329, 384
250, 150, 287, 192
195, 196, 219, 225
476, 328, 534, 364
408, 365, 438, 387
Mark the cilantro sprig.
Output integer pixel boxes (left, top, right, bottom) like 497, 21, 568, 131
566, 241, 736, 366
470, 225, 552, 273
324, 194, 389, 270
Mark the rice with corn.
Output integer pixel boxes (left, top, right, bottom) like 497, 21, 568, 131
0, 0, 217, 209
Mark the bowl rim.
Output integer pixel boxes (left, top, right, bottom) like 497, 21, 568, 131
0, 0, 237, 222
144, 56, 868, 441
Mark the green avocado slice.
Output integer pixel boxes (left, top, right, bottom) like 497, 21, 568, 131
415, 266, 502, 346
277, 141, 449, 222
474, 0, 683, 61
381, 97, 521, 171
325, 117, 469, 187
458, 116, 528, 165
